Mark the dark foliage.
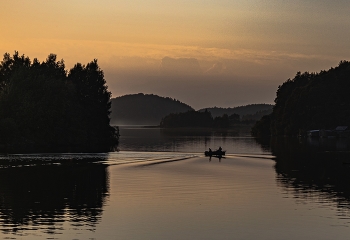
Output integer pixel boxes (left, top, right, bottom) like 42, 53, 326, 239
0, 51, 119, 152
213, 114, 229, 128
251, 114, 271, 137
241, 109, 272, 122
198, 104, 273, 119
160, 110, 233, 128
252, 61, 350, 136
160, 110, 213, 128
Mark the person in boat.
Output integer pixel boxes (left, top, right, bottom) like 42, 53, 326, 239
209, 148, 212, 153
218, 146, 222, 152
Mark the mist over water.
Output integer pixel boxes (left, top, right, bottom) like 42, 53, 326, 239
1, 127, 350, 239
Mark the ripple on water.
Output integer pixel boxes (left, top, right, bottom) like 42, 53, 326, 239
0, 152, 198, 168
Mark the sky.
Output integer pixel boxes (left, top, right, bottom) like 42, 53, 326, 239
1, 0, 350, 109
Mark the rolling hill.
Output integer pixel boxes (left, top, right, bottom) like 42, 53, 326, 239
110, 93, 194, 125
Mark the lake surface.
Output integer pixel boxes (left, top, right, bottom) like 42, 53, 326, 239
118, 126, 267, 154
1, 127, 350, 239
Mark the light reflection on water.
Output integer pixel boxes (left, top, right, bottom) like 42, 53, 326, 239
118, 126, 267, 154
0, 151, 198, 168
1, 130, 350, 239
0, 155, 109, 239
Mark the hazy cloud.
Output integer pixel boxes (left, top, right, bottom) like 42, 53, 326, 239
204, 62, 225, 75
160, 57, 202, 75
105, 67, 277, 110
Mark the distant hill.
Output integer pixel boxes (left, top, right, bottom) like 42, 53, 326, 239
198, 104, 273, 118
110, 93, 194, 125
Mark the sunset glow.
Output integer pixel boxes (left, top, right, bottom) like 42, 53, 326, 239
2, 0, 349, 108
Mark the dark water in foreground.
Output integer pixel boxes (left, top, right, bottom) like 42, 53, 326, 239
1, 127, 350, 239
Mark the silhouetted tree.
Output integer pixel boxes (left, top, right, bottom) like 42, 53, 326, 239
160, 110, 232, 128
0, 51, 118, 152
160, 110, 213, 128
68, 60, 118, 150
0, 51, 31, 93
213, 114, 229, 128
252, 61, 350, 136
198, 104, 273, 118
251, 114, 271, 137
229, 113, 240, 125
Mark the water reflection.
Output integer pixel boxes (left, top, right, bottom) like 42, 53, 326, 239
256, 137, 350, 215
0, 157, 109, 237
119, 126, 266, 154
208, 155, 224, 162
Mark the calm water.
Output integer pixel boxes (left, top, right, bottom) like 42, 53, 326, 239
118, 126, 266, 154
1, 127, 350, 239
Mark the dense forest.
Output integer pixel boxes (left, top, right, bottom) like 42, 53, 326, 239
198, 104, 273, 119
252, 61, 350, 137
160, 110, 250, 128
110, 93, 193, 125
0, 52, 119, 152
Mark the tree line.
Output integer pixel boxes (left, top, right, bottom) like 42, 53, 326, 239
198, 104, 273, 118
0, 52, 119, 152
252, 61, 350, 137
159, 110, 254, 128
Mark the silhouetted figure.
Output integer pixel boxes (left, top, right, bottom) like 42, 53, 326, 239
218, 146, 222, 151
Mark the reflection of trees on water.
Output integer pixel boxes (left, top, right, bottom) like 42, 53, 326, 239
0, 160, 109, 236
160, 127, 252, 138
118, 126, 262, 153
256, 137, 350, 214
160, 128, 240, 152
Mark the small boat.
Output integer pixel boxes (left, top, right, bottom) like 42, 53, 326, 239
204, 150, 226, 157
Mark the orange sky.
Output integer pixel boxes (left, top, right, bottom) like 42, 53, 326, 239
1, 0, 350, 109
